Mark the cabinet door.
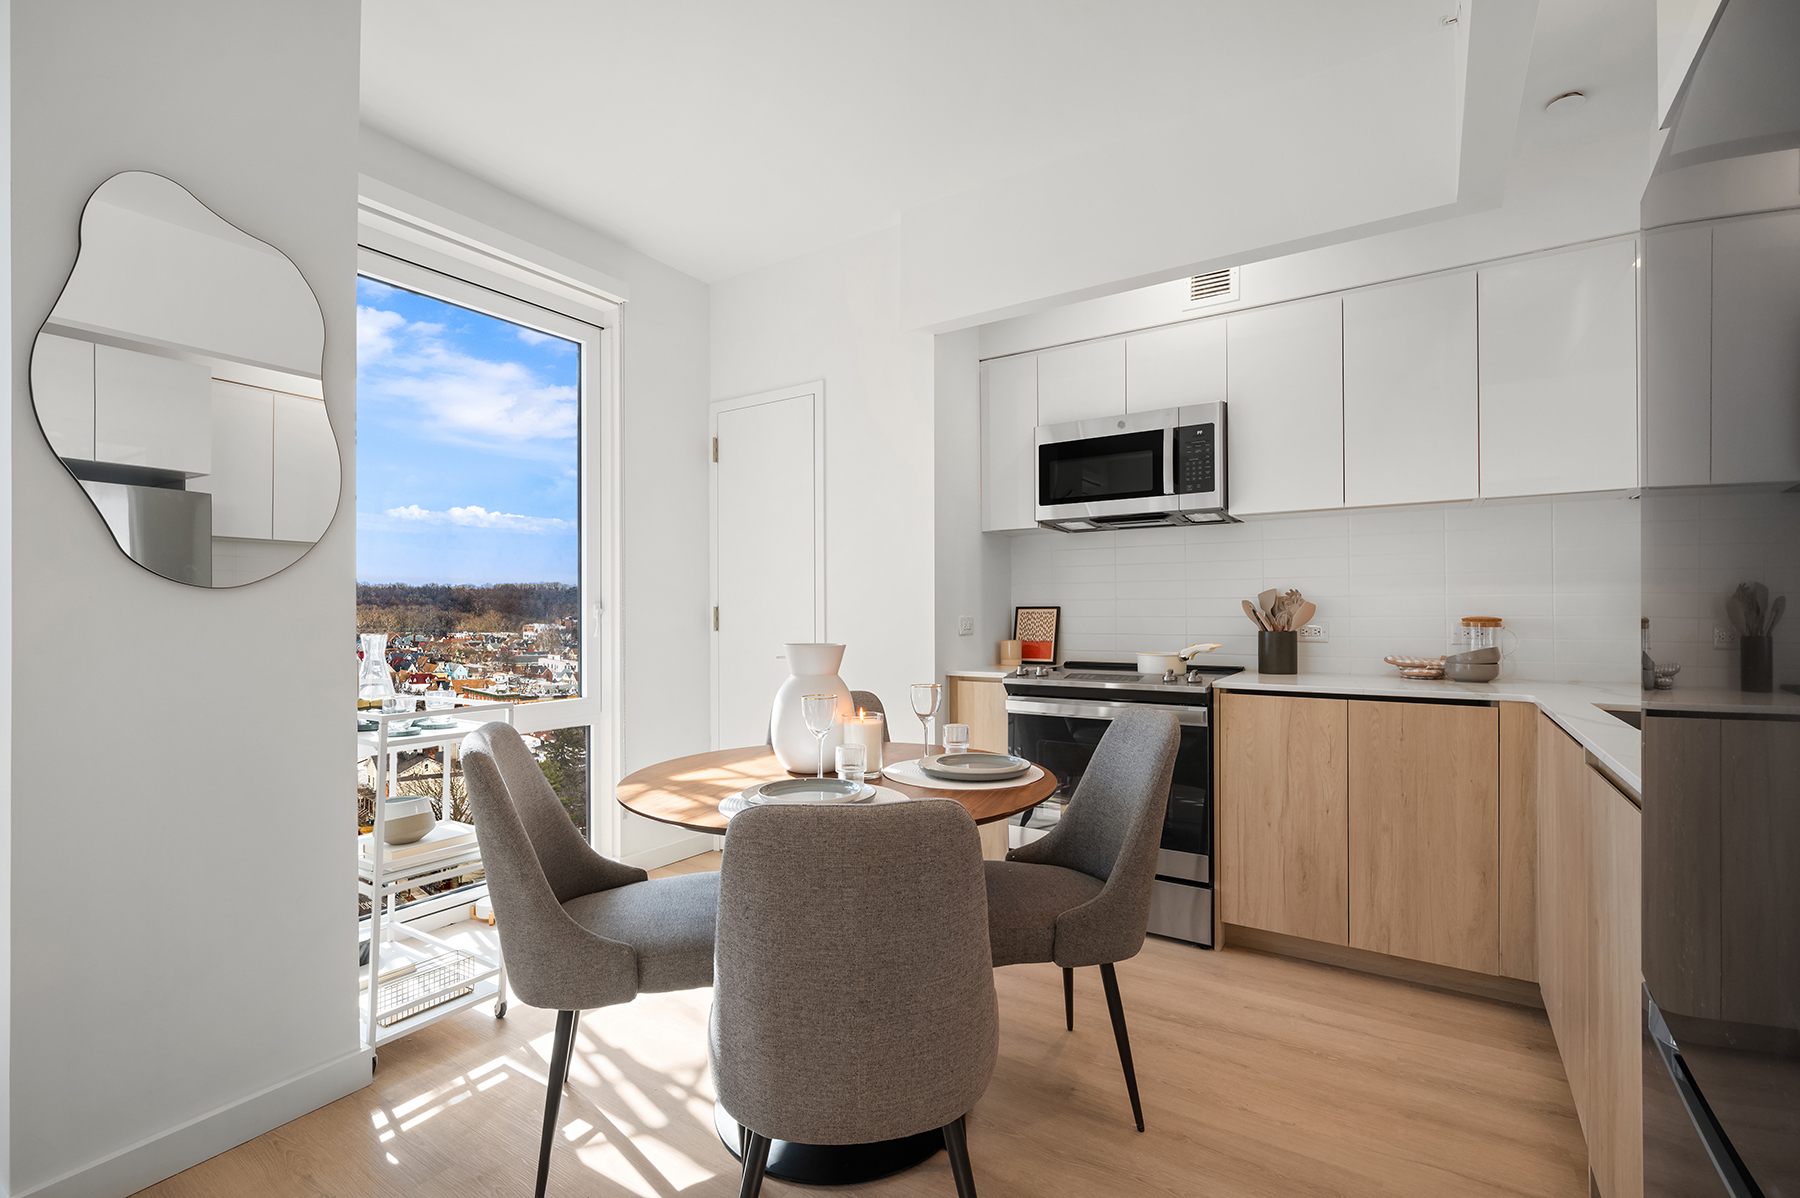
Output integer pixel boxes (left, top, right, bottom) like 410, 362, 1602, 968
189, 381, 273, 540
1644, 224, 1713, 487
1226, 297, 1344, 514
1587, 765, 1643, 1198
30, 333, 95, 461
980, 355, 1038, 532
1499, 702, 1539, 982
271, 394, 339, 542
1348, 700, 1500, 974
93, 345, 211, 476
1219, 691, 1348, 944
945, 678, 1008, 754
1712, 209, 1800, 484
1125, 319, 1226, 414
1035, 338, 1125, 426
1478, 241, 1638, 497
1342, 272, 1478, 506
1537, 717, 1592, 1124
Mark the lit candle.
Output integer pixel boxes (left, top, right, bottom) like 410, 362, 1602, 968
840, 709, 885, 778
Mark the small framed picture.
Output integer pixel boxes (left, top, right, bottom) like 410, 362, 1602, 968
1014, 606, 1060, 664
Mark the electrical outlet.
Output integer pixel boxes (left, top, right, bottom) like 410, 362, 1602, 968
1714, 625, 1738, 650
1299, 623, 1329, 643
957, 615, 974, 636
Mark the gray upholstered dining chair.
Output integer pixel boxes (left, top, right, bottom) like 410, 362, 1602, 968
712, 800, 997, 1198
982, 707, 1179, 1132
461, 721, 720, 1198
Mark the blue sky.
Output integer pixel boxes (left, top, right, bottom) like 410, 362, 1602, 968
356, 276, 579, 585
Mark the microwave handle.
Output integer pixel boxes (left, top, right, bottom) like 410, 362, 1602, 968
1164, 425, 1177, 496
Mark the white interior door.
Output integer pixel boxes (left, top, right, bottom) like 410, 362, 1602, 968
712, 387, 823, 748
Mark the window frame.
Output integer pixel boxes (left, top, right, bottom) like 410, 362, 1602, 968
353, 234, 624, 858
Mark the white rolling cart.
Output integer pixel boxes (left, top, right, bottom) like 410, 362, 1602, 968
358, 701, 515, 1066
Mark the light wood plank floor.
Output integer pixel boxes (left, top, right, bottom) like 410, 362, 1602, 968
137, 852, 1586, 1197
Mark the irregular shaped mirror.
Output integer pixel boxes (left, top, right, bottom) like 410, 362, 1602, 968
30, 171, 339, 587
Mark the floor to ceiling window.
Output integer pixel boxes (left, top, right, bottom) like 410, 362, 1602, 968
356, 248, 605, 912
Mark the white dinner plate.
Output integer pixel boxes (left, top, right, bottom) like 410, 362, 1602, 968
918, 752, 1031, 782
748, 777, 874, 804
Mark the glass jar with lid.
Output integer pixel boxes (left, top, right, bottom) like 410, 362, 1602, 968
1453, 616, 1504, 655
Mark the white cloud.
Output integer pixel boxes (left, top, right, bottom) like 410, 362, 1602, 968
357, 304, 576, 445
357, 306, 405, 360
383, 504, 574, 534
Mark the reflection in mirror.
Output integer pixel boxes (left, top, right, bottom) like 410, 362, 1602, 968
29, 171, 339, 587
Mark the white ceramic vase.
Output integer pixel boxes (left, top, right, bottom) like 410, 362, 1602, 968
770, 643, 855, 774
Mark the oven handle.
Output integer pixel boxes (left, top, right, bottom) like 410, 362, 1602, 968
1005, 697, 1209, 727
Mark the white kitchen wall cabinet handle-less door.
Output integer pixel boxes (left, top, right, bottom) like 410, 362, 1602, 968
1227, 296, 1344, 515
1711, 208, 1800, 485
1035, 337, 1125, 426
1126, 318, 1226, 414
1342, 271, 1478, 507
1477, 239, 1639, 498
980, 355, 1037, 532
711, 385, 825, 749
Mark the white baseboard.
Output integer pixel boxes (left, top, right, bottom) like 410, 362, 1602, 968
622, 831, 720, 871
18, 1045, 372, 1198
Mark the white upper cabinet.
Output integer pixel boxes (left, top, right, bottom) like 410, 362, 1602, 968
30, 333, 95, 461
1712, 209, 1800, 485
980, 354, 1038, 532
1035, 338, 1125, 427
189, 380, 273, 540
272, 394, 339, 542
1125, 319, 1226, 414
1342, 272, 1478, 507
93, 344, 211, 476
1644, 225, 1713, 488
1478, 240, 1639, 498
1227, 296, 1343, 514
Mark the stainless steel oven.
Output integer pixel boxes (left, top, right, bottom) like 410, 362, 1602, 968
1004, 663, 1234, 947
1034, 402, 1234, 532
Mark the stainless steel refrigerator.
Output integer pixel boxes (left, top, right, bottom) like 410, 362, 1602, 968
1641, 2, 1800, 1193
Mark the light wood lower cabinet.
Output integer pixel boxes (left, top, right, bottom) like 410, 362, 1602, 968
1538, 715, 1641, 1198
1348, 701, 1500, 973
945, 677, 1007, 754
1219, 691, 1349, 945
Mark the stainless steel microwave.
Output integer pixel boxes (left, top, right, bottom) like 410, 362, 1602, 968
1035, 402, 1235, 532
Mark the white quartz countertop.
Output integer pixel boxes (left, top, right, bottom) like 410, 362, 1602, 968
944, 667, 1013, 680
1214, 672, 1644, 797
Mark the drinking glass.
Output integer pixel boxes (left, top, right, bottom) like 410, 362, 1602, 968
802, 693, 838, 778
424, 686, 454, 712
910, 683, 942, 753
834, 743, 867, 791
382, 694, 411, 715
943, 723, 971, 755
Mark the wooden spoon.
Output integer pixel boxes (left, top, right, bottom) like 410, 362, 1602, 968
1293, 601, 1317, 631
1243, 599, 1269, 630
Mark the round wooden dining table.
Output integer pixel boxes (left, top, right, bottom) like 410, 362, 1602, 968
613, 740, 1057, 1186
614, 740, 1056, 844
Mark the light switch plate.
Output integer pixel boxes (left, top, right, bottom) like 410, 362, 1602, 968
957, 615, 974, 636
1714, 625, 1738, 650
1299, 623, 1329, 642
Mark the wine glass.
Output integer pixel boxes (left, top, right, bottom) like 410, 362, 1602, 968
802, 694, 837, 778
910, 683, 942, 755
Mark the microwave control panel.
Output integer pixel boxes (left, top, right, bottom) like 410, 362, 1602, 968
1175, 423, 1215, 494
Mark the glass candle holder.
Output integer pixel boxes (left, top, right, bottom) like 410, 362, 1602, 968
841, 710, 885, 778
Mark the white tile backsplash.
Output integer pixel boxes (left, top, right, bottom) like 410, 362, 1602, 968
1011, 495, 1642, 683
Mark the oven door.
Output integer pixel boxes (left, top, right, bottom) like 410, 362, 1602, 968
1006, 697, 1213, 947
1035, 409, 1177, 523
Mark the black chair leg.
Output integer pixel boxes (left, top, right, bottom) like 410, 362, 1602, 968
1063, 967, 1075, 1030
943, 1115, 978, 1198
535, 1009, 581, 1198
738, 1130, 772, 1198
1099, 964, 1144, 1132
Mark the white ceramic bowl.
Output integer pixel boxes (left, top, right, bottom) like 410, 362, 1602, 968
383, 795, 437, 845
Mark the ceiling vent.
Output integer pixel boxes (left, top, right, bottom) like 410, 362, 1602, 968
1185, 268, 1238, 310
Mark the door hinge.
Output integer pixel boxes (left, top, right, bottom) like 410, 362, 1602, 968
713, 606, 719, 631
711, 437, 718, 463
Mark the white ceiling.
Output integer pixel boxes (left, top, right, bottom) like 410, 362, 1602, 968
361, 0, 1465, 284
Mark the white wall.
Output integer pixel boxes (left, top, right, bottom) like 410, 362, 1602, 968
357, 129, 715, 866
933, 328, 1010, 673
1012, 497, 1642, 684
10, 4, 362, 1195
711, 229, 937, 725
